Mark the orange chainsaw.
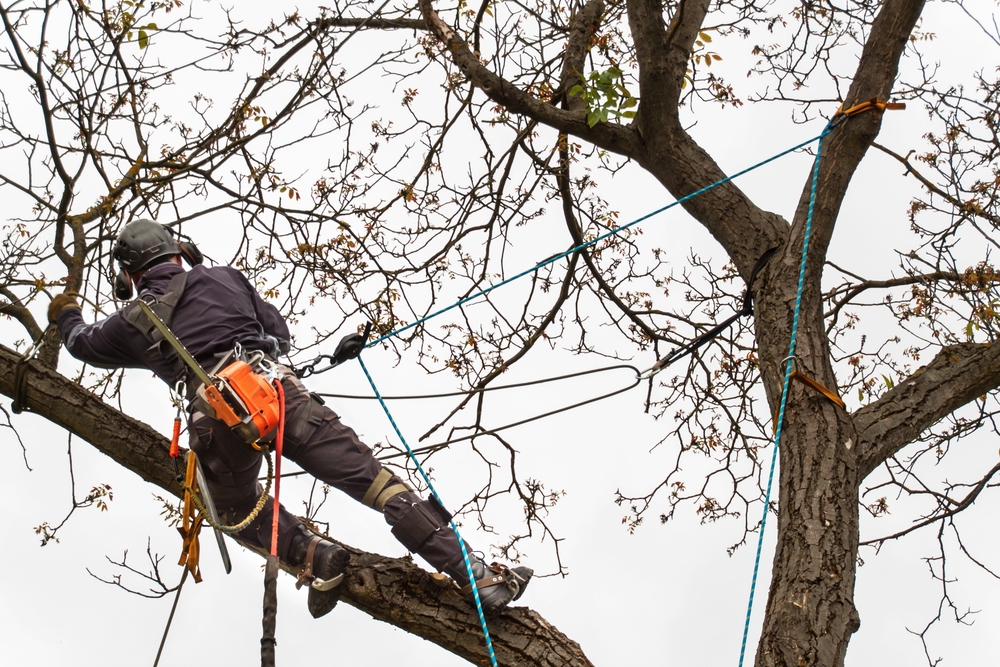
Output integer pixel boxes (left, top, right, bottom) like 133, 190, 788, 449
137, 300, 281, 445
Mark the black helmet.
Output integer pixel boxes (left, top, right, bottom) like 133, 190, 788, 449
112, 219, 203, 300
113, 219, 181, 272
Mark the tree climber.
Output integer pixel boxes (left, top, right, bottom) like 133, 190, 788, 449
47, 219, 532, 618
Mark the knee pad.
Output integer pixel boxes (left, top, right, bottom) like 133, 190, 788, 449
390, 497, 453, 553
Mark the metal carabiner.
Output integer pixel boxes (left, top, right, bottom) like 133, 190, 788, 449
256, 357, 280, 381
780, 355, 797, 374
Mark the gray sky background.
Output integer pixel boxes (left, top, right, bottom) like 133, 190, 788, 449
2, 2, 1000, 666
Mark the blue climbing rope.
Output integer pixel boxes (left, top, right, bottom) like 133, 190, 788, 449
365, 131, 828, 349
736, 123, 834, 667
357, 356, 500, 667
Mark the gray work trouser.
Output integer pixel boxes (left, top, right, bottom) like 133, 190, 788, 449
187, 371, 465, 572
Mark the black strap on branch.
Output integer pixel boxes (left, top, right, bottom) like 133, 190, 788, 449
644, 246, 778, 377
11, 326, 51, 414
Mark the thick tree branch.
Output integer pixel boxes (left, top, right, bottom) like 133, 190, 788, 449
797, 0, 925, 268
622, 0, 788, 278
0, 344, 591, 666
313, 16, 426, 31
854, 341, 1000, 478
417, 0, 644, 159
627, 0, 709, 119
557, 0, 605, 111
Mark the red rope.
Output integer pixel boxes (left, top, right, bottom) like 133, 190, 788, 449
170, 417, 181, 457
269, 380, 285, 557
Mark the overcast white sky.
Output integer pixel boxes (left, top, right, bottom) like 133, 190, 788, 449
3, 2, 1000, 666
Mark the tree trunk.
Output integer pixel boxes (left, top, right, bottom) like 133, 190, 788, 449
756, 398, 861, 667
752, 244, 863, 667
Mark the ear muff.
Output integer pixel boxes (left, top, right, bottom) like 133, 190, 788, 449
178, 241, 204, 266
114, 269, 133, 301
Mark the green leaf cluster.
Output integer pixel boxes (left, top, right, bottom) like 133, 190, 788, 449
569, 67, 638, 128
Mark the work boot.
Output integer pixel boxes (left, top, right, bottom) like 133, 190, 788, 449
445, 558, 533, 617
288, 530, 350, 619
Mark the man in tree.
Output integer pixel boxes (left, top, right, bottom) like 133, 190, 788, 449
46, 218, 532, 618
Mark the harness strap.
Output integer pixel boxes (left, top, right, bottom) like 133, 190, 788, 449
459, 563, 510, 596
295, 537, 321, 590
124, 271, 190, 382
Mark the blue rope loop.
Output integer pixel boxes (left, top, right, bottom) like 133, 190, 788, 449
736, 122, 834, 667
357, 356, 500, 667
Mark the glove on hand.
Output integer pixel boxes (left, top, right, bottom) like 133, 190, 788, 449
48, 293, 81, 324
332, 322, 372, 365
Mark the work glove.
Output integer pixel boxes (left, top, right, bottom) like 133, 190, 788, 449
47, 292, 81, 324
331, 322, 372, 365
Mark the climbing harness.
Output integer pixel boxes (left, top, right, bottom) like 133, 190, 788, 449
125, 271, 282, 443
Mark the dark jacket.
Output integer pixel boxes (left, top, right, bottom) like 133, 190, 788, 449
58, 262, 290, 384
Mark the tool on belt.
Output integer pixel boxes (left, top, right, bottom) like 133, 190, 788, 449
136, 299, 282, 445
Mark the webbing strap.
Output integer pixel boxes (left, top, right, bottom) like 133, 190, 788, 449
458, 563, 510, 596
834, 97, 906, 119
771, 370, 846, 432
178, 451, 204, 583
375, 484, 412, 512
790, 370, 846, 410
124, 271, 190, 382
361, 468, 393, 508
